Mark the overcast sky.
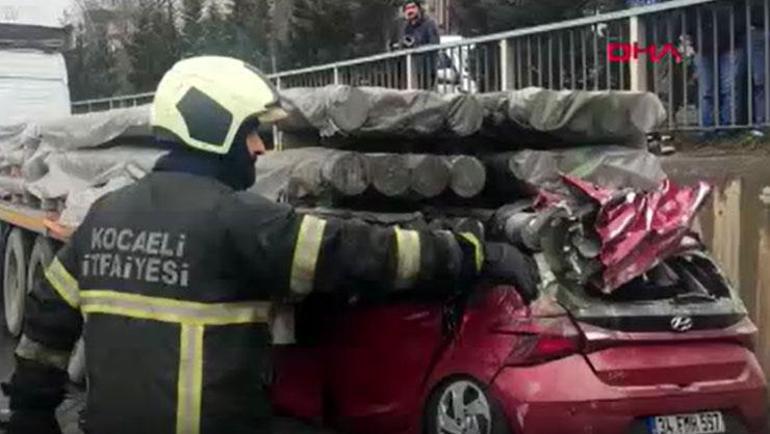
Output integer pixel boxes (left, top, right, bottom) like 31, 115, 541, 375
54, 0, 77, 25
0, 0, 74, 26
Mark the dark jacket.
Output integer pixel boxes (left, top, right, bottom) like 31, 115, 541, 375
402, 16, 441, 47
4, 171, 480, 434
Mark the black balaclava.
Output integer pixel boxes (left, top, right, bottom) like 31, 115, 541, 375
153, 118, 260, 191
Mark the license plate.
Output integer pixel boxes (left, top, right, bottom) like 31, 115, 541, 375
648, 411, 725, 434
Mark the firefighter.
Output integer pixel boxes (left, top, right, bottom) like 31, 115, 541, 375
1, 56, 490, 434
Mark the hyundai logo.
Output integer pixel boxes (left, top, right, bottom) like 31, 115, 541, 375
670, 316, 694, 332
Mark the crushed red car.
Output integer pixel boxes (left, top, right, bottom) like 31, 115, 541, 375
270, 177, 768, 434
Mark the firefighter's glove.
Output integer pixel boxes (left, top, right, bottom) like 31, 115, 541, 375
482, 242, 540, 303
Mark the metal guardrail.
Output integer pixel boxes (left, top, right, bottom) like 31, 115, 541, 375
71, 0, 770, 132
72, 92, 155, 113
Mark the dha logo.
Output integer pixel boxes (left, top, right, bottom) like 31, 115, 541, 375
607, 42, 684, 64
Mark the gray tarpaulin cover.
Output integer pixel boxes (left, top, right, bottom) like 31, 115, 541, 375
355, 87, 483, 138
254, 146, 666, 203
279, 86, 370, 137
36, 105, 152, 150
276, 86, 664, 146
278, 86, 484, 138
251, 147, 341, 202
507, 146, 666, 193
478, 88, 666, 147
0, 106, 165, 227
0, 123, 37, 167
0, 87, 666, 228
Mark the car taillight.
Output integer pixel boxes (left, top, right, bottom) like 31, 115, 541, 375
530, 333, 581, 359
496, 316, 584, 366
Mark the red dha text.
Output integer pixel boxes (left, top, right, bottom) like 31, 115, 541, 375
607, 42, 683, 63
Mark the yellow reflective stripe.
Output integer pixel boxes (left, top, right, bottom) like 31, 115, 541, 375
459, 232, 484, 273
44, 258, 80, 308
176, 324, 204, 434
15, 335, 70, 370
82, 304, 189, 324
394, 228, 421, 290
290, 215, 327, 296
80, 291, 270, 325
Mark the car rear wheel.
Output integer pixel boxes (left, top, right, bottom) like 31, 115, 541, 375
3, 228, 31, 337
426, 378, 510, 434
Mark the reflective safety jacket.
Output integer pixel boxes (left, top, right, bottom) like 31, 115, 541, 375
6, 171, 482, 434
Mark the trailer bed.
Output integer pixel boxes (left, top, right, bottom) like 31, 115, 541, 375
0, 200, 72, 242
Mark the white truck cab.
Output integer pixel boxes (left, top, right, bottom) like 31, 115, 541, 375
0, 0, 71, 125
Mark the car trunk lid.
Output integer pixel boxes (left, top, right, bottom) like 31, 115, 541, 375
584, 341, 751, 387
537, 247, 755, 385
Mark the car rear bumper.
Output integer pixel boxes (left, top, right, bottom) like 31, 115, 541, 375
490, 353, 768, 434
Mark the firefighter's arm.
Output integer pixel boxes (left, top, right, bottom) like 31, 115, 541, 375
221, 192, 483, 299
1, 244, 83, 434
287, 214, 483, 297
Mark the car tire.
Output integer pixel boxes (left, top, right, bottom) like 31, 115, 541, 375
425, 377, 511, 434
3, 228, 32, 337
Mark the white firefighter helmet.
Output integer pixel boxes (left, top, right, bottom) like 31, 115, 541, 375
151, 56, 287, 155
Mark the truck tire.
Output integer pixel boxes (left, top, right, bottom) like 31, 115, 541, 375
3, 228, 32, 337
27, 235, 55, 303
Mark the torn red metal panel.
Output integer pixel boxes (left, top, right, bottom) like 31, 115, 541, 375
562, 175, 712, 293
533, 190, 565, 209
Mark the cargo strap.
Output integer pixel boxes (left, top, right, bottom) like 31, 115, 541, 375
45, 258, 81, 309
15, 335, 71, 371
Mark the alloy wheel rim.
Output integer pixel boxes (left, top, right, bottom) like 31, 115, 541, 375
436, 380, 492, 434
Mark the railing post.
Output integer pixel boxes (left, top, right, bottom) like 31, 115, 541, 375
274, 77, 283, 151
499, 38, 515, 91
756, 187, 770, 379
333, 67, 340, 85
406, 53, 415, 90
629, 15, 648, 92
